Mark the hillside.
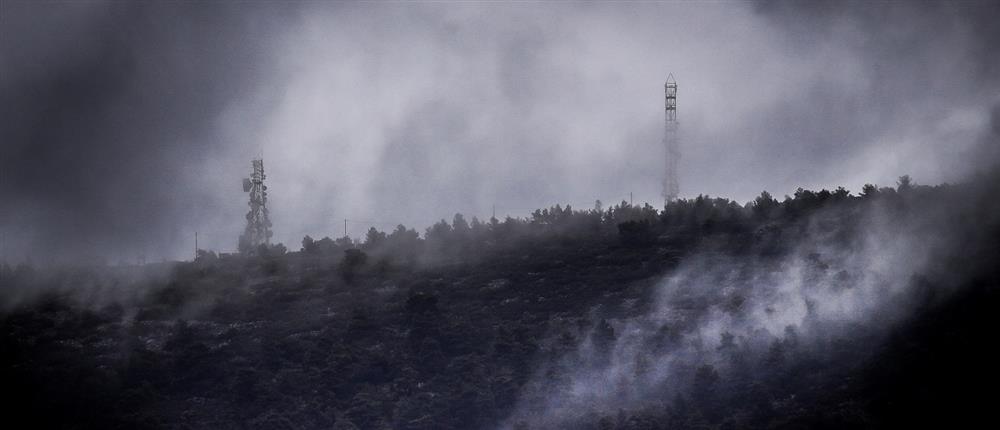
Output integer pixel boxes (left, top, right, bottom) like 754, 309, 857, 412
3, 176, 1000, 429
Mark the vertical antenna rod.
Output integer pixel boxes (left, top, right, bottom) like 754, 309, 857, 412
662, 74, 680, 205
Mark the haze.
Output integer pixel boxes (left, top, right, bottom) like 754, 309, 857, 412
2, 1, 998, 263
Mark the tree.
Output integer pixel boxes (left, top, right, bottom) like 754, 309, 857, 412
302, 235, 318, 253
752, 191, 778, 220
424, 219, 454, 261
451, 213, 471, 250
452, 213, 470, 233
195, 249, 218, 263
833, 186, 851, 200
334, 236, 354, 249
314, 236, 338, 253
425, 219, 452, 242
385, 225, 421, 265
363, 227, 386, 250
861, 184, 878, 198
339, 249, 368, 282
897, 175, 913, 192
256, 243, 286, 257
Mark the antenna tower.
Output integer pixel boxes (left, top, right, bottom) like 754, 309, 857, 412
239, 158, 272, 253
662, 74, 680, 204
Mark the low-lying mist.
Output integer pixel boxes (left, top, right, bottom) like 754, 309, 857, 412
502, 177, 1000, 428
3, 171, 999, 428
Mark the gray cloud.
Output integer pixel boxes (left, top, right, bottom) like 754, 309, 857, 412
2, 1, 998, 262
1, 1, 298, 263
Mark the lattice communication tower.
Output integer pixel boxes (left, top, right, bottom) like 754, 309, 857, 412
239, 158, 272, 253
662, 74, 680, 204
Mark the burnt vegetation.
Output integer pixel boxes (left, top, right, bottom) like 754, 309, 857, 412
3, 175, 1000, 429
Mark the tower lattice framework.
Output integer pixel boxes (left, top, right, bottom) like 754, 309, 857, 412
239, 158, 272, 253
662, 74, 680, 204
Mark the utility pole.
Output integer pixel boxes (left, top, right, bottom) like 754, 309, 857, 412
344, 219, 348, 238
195, 232, 198, 260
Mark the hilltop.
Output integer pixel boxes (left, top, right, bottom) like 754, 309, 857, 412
3, 175, 1000, 429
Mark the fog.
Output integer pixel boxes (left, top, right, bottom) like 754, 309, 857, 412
2, 1, 998, 263
500, 173, 1000, 428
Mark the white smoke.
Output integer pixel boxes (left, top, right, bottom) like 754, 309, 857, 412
501, 191, 971, 428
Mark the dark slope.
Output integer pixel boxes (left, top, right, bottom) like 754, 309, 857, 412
3, 179, 999, 429
1, 237, 694, 429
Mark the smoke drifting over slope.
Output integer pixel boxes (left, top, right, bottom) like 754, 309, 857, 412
2, 1, 998, 262
502, 177, 1000, 428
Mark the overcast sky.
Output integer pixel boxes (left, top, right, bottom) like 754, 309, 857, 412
2, 1, 998, 263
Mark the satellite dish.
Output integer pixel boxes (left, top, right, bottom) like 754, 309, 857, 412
242, 178, 252, 192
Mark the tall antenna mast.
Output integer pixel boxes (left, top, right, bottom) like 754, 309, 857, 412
238, 158, 273, 254
662, 74, 680, 204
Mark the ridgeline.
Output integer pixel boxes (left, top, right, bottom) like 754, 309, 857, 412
3, 176, 1000, 429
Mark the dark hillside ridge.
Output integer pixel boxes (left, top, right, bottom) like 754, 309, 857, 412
3, 175, 999, 429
